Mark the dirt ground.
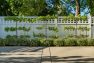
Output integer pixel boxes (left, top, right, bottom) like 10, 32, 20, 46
0, 47, 94, 63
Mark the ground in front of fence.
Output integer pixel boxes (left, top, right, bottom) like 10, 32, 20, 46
0, 47, 94, 63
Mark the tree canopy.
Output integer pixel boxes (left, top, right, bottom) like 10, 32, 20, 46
0, 0, 93, 16
6, 0, 47, 16
0, 0, 13, 16
87, 0, 94, 16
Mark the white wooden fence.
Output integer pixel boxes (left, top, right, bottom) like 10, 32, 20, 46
0, 16, 94, 38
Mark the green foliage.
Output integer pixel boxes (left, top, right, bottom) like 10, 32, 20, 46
63, 16, 87, 21
10, 27, 17, 31
4, 16, 87, 23
50, 0, 67, 16
45, 39, 54, 46
0, 0, 13, 16
64, 38, 77, 46
78, 26, 90, 31
0, 38, 5, 46
77, 35, 89, 38
0, 37, 17, 46
64, 26, 75, 31
4, 16, 57, 22
33, 33, 46, 38
48, 26, 58, 32
66, 34, 89, 38
6, 35, 30, 38
4, 16, 34, 22
80, 16, 87, 21
53, 39, 64, 46
6, 35, 17, 38
5, 27, 16, 32
5, 27, 10, 32
36, 26, 44, 30
0, 0, 91, 16
5, 26, 31, 32
5, 16, 18, 21
87, 0, 94, 16
49, 35, 59, 39
6, 0, 47, 16
64, 26, 90, 31
77, 38, 88, 46
37, 15, 57, 21
0, 0, 67, 16
18, 27, 31, 31
88, 39, 94, 46
20, 35, 30, 38
1, 37, 94, 46
19, 38, 29, 46
38, 38, 46, 46
37, 38, 54, 46
0, 37, 40, 46
29, 39, 41, 46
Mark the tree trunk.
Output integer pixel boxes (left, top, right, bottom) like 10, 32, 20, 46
75, 0, 80, 16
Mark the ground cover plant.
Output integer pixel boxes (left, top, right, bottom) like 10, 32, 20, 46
0, 35, 94, 46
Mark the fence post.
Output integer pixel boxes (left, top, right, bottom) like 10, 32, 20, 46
88, 15, 91, 38
55, 18, 58, 26
54, 18, 58, 38
16, 21, 18, 38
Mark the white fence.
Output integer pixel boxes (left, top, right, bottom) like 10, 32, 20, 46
0, 16, 94, 38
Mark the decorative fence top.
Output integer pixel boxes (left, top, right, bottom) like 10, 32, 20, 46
0, 16, 93, 25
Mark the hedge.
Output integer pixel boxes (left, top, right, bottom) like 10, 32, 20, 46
0, 37, 94, 46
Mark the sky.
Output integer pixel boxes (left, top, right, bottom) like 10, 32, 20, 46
46, 0, 90, 16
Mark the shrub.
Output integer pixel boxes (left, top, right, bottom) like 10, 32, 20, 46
4, 37, 30, 46
1, 37, 94, 46
7, 37, 17, 46
0, 38, 4, 46
29, 39, 41, 46
20, 38, 31, 46
39, 38, 46, 46
77, 38, 88, 46
44, 39, 54, 46
0, 38, 11, 46
64, 38, 77, 46
53, 39, 64, 46
0, 39, 6, 46
88, 39, 94, 46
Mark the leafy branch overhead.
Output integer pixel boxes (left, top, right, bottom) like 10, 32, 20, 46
0, 0, 93, 16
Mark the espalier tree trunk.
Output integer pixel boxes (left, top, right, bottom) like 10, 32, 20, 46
75, 0, 80, 16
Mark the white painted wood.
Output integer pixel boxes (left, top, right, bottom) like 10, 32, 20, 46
0, 16, 94, 38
